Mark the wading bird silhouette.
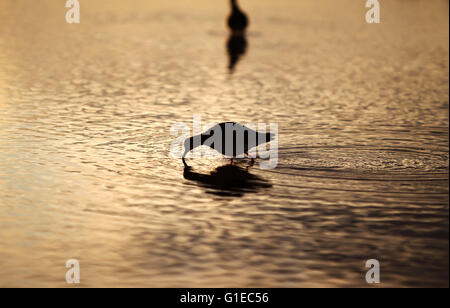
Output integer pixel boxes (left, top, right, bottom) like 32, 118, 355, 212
182, 122, 275, 167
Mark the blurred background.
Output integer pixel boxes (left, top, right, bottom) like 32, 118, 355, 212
0, 0, 448, 287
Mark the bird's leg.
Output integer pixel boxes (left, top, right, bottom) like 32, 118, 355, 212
245, 152, 255, 165
230, 157, 234, 165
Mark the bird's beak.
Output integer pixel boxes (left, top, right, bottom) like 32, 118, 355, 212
182, 149, 189, 159
182, 149, 189, 167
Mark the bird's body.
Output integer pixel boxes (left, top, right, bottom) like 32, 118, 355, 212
182, 122, 274, 166
227, 0, 249, 33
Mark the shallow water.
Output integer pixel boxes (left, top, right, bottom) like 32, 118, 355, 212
0, 0, 448, 287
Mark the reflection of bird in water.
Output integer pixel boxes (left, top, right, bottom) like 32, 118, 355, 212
227, 33, 247, 73
226, 0, 249, 73
182, 122, 275, 167
227, 0, 249, 33
183, 164, 271, 197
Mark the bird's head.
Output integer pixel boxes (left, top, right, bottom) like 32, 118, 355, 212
182, 137, 193, 159
182, 135, 203, 162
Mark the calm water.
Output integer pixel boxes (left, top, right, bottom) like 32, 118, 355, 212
0, 0, 448, 287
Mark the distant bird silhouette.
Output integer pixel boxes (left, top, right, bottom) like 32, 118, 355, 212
227, 0, 249, 33
225, 0, 249, 73
182, 122, 275, 167
227, 33, 247, 73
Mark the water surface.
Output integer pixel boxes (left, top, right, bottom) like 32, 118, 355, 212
0, 0, 448, 287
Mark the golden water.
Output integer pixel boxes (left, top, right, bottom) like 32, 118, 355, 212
0, 0, 448, 287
